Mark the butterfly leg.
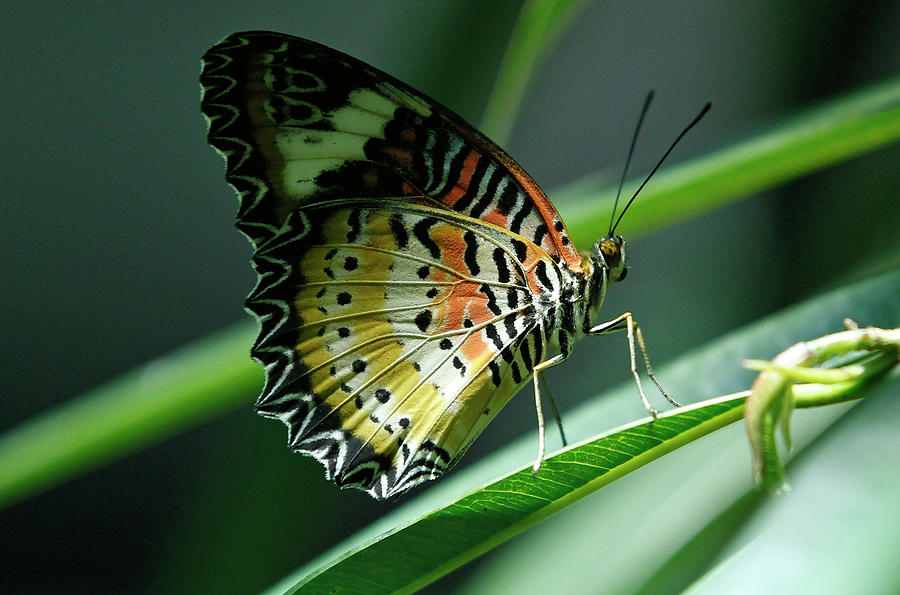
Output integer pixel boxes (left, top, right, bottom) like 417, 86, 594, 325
531, 354, 568, 473
589, 312, 681, 417
540, 374, 568, 447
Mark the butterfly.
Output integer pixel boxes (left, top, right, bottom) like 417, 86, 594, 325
200, 31, 695, 499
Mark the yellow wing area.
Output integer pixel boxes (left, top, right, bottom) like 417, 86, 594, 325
254, 203, 557, 498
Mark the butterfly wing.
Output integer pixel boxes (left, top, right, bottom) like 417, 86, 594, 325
250, 201, 557, 498
200, 31, 580, 268
201, 31, 567, 498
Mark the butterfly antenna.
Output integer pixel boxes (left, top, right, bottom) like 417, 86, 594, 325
611, 101, 712, 235
609, 91, 655, 237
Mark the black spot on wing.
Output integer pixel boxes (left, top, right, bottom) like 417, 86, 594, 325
415, 310, 432, 332
510, 361, 522, 384
492, 248, 510, 283
488, 361, 502, 386
495, 181, 518, 216
413, 217, 440, 259
420, 440, 451, 463
423, 126, 451, 195
432, 135, 469, 198
507, 288, 519, 309
463, 231, 480, 275
484, 324, 505, 352
469, 166, 503, 219
504, 311, 517, 339
450, 155, 489, 213
520, 337, 533, 371
562, 301, 578, 335
480, 284, 501, 315
389, 213, 409, 248
509, 199, 532, 235
535, 259, 553, 290
533, 222, 548, 247
512, 239, 528, 264
314, 161, 408, 201
531, 326, 544, 364
346, 209, 362, 242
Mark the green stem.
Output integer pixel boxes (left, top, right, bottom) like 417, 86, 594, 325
479, 0, 589, 143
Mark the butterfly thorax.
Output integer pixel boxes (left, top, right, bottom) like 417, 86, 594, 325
538, 235, 619, 360
551, 235, 628, 352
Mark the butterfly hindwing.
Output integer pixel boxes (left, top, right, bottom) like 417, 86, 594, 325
251, 203, 557, 498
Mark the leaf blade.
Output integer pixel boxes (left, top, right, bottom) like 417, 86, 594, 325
275, 268, 899, 594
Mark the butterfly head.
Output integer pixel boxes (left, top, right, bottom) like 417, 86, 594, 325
581, 234, 627, 326
594, 234, 628, 283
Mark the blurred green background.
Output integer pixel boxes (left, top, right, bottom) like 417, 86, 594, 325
3, 1, 899, 593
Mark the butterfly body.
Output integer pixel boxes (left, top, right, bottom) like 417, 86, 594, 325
201, 31, 628, 498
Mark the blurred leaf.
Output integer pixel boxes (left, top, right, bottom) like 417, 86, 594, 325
0, 323, 260, 510
555, 75, 900, 246
479, 0, 590, 143
683, 371, 900, 595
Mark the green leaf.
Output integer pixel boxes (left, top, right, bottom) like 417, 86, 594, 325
284, 396, 746, 594
267, 269, 899, 593
459, 269, 898, 594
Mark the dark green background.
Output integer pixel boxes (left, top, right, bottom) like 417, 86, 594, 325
3, 1, 898, 592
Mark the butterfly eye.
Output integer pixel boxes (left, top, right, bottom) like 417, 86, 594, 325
618, 267, 628, 281
597, 238, 622, 267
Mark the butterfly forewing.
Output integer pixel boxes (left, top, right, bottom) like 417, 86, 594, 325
201, 31, 571, 498
201, 31, 579, 264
